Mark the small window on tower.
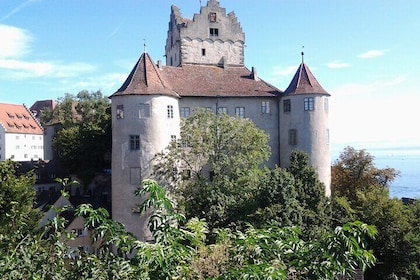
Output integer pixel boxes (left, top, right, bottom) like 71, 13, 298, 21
201, 48, 206, 56
304, 97, 314, 111
167, 105, 174, 118
210, 28, 219, 37
283, 99, 291, 112
209, 12, 217, 22
116, 105, 124, 119
130, 135, 140, 150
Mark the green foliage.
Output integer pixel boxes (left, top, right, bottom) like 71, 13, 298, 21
133, 180, 376, 280
0, 174, 377, 279
0, 160, 40, 239
288, 150, 332, 238
249, 167, 302, 228
48, 90, 111, 186
332, 147, 420, 279
332, 146, 399, 200
153, 110, 271, 230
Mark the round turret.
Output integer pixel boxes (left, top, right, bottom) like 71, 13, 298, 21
279, 61, 331, 196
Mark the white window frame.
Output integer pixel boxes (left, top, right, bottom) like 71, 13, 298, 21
235, 107, 245, 118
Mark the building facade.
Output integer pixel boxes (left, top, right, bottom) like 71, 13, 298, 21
0, 103, 44, 162
110, 0, 331, 240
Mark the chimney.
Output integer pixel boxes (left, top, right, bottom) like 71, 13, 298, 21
157, 60, 163, 69
222, 56, 227, 69
251, 66, 259, 81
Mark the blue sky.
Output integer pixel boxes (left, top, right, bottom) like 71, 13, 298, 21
1, 0, 419, 152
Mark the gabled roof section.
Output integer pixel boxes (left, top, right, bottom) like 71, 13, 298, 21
163, 64, 281, 97
110, 52, 179, 98
30, 100, 57, 118
0, 103, 43, 134
283, 63, 330, 96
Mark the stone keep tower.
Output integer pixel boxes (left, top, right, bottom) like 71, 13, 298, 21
165, 0, 245, 67
109, 52, 180, 240
279, 55, 331, 196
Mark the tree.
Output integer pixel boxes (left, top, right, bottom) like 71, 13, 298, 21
331, 147, 420, 279
133, 180, 377, 280
0, 160, 41, 239
153, 110, 271, 230
249, 166, 302, 228
288, 150, 332, 238
46, 90, 111, 186
332, 146, 398, 200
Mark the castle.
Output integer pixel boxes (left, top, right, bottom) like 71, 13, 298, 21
110, 0, 331, 240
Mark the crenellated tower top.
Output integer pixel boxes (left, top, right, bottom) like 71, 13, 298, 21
165, 0, 245, 67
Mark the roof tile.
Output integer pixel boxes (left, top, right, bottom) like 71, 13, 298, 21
0, 103, 43, 134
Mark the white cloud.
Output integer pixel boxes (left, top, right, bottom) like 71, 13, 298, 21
0, 25, 32, 59
358, 49, 387, 59
327, 60, 350, 69
0, 24, 96, 79
0, 58, 96, 79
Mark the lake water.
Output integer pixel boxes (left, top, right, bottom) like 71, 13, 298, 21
332, 146, 420, 199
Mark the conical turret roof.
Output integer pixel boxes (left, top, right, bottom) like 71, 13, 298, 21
110, 52, 179, 98
284, 62, 329, 96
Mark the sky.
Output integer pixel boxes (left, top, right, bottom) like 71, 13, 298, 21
1, 0, 420, 155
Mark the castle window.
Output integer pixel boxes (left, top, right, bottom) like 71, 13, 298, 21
304, 97, 314, 111
130, 135, 140, 150
235, 107, 245, 118
139, 103, 150, 118
201, 48, 206, 56
210, 28, 219, 37
209, 12, 217, 22
326, 129, 330, 144
289, 129, 297, 145
180, 107, 190, 118
116, 105, 124, 119
261, 101, 270, 114
283, 99, 291, 112
167, 105, 174, 118
324, 98, 329, 113
171, 135, 177, 142
217, 107, 227, 114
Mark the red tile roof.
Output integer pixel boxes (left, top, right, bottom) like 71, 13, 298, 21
111, 52, 179, 98
0, 103, 43, 134
111, 52, 282, 99
283, 63, 329, 96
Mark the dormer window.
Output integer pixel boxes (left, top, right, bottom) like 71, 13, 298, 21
210, 28, 219, 37
209, 12, 217, 22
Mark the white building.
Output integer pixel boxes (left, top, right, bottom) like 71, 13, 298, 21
110, 0, 331, 240
0, 103, 44, 162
